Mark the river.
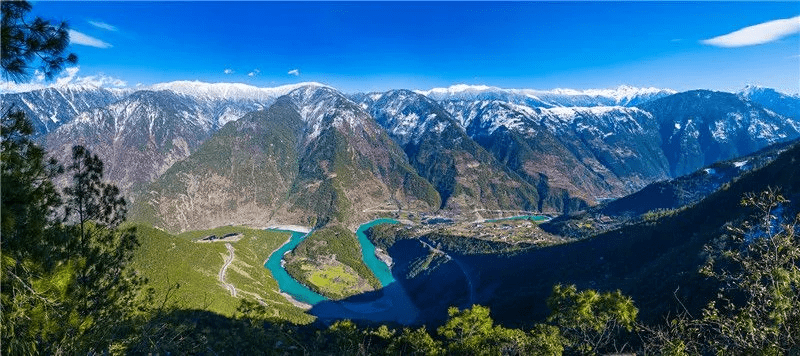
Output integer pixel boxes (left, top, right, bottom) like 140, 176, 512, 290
265, 219, 418, 323
264, 229, 326, 305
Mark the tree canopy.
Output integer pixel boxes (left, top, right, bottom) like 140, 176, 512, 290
1, 0, 77, 83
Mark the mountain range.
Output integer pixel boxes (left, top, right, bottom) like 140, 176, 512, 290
2, 82, 798, 232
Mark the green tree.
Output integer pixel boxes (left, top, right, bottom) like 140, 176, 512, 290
698, 189, 800, 355
59, 145, 143, 352
438, 305, 562, 356
642, 189, 800, 355
1, 140, 143, 353
1, 5, 144, 347
1, 110, 63, 261
438, 305, 495, 355
1, 111, 66, 355
546, 284, 638, 355
0, 110, 72, 354
387, 326, 443, 356
1, 0, 77, 82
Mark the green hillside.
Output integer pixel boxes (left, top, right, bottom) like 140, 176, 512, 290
130, 223, 314, 324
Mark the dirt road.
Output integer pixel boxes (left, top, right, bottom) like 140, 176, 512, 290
219, 243, 237, 297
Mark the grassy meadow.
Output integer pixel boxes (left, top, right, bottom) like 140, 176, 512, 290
130, 223, 315, 324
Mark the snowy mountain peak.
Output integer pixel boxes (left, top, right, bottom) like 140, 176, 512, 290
417, 84, 676, 107
417, 84, 502, 97
739, 84, 800, 99
149, 81, 328, 101
547, 85, 677, 101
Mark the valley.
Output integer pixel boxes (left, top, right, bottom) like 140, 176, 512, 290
4, 1, 799, 353
4, 78, 799, 345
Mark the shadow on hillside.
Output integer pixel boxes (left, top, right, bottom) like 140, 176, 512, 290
309, 281, 419, 325
309, 236, 476, 326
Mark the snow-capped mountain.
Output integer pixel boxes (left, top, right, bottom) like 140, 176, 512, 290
286, 84, 382, 144
44, 90, 219, 193
418, 84, 676, 108
150, 80, 324, 103
441, 100, 671, 202
1, 86, 130, 136
738, 85, 800, 120
8, 80, 800, 226
136, 85, 440, 232
365, 89, 544, 212
2, 81, 329, 137
639, 90, 800, 176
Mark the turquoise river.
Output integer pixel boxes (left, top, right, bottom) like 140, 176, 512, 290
265, 218, 416, 323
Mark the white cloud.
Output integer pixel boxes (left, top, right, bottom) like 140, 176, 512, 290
1, 81, 44, 93
248, 69, 260, 77
69, 30, 112, 48
75, 73, 127, 88
224, 68, 234, 74
288, 69, 300, 76
0, 66, 127, 93
55, 67, 80, 86
702, 15, 800, 48
88, 21, 117, 32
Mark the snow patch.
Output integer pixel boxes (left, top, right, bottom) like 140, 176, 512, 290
712, 121, 727, 141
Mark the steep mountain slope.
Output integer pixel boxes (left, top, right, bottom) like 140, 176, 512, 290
43, 90, 219, 193
14, 82, 800, 225
1, 86, 129, 136
365, 90, 540, 213
542, 139, 797, 238
133, 96, 304, 231
639, 90, 800, 177
738, 85, 800, 120
38, 82, 321, 194
135, 86, 440, 233
443, 100, 671, 207
283, 86, 440, 227
384, 141, 800, 326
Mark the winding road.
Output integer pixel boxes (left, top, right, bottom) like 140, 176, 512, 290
219, 243, 237, 297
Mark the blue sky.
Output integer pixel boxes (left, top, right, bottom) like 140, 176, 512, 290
12, 1, 800, 94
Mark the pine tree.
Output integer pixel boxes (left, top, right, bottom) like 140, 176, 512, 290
1, 0, 77, 82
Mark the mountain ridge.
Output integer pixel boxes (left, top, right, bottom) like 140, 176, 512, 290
6, 82, 799, 230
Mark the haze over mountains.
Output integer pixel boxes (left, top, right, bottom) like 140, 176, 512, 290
2, 82, 798, 232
